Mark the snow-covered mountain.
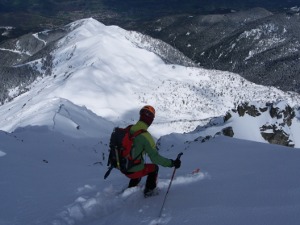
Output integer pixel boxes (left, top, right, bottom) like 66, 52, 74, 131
1, 18, 300, 225
136, 7, 300, 93
1, 18, 300, 140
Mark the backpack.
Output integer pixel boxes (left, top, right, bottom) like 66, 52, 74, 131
104, 125, 146, 179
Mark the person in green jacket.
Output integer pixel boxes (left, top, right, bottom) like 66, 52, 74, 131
124, 105, 181, 197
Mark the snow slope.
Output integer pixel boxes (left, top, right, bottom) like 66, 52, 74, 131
185, 101, 300, 147
1, 125, 300, 225
1, 18, 300, 225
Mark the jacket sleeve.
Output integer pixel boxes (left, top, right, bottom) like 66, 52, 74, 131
142, 132, 173, 167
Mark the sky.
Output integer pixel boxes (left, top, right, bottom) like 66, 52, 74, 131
0, 18, 300, 225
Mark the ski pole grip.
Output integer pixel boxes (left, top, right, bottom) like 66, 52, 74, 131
177, 152, 183, 160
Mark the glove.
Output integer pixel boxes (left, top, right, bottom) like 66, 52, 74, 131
172, 158, 181, 169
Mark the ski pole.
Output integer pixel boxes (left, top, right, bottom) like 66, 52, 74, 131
158, 152, 183, 218
104, 166, 113, 179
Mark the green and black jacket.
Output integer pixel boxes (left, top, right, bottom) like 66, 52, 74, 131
128, 121, 173, 172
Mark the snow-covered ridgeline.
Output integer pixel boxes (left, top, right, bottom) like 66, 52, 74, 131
1, 18, 300, 138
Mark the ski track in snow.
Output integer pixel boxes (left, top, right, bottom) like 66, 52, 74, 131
52, 172, 207, 225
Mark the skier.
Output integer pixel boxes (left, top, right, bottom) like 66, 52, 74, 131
123, 105, 181, 197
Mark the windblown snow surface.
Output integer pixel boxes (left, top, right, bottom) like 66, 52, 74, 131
1, 123, 300, 225
0, 18, 300, 225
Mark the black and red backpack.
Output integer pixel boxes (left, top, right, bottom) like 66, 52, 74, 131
104, 125, 145, 179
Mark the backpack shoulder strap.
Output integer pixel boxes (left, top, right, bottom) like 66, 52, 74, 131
131, 129, 147, 138
127, 124, 146, 139
129, 129, 147, 163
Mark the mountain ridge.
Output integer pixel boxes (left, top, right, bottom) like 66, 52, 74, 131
0, 18, 300, 147
2, 5, 300, 94
134, 7, 300, 93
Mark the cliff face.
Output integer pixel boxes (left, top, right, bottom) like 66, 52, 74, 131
225, 102, 299, 147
